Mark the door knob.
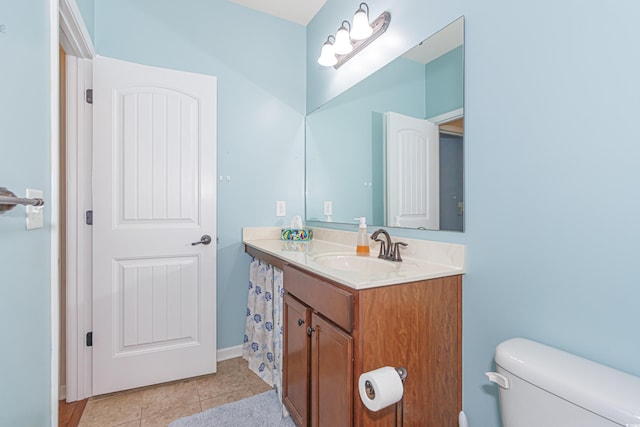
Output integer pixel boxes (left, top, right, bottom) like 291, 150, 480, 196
297, 319, 305, 326
191, 235, 212, 246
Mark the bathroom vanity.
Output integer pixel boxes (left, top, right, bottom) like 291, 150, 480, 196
243, 227, 464, 427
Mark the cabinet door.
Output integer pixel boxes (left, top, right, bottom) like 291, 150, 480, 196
310, 313, 353, 427
283, 294, 311, 426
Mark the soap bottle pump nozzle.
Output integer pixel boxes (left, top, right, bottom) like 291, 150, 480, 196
354, 217, 367, 228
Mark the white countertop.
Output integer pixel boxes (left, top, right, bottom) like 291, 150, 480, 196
243, 227, 465, 290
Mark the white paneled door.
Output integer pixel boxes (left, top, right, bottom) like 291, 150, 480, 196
385, 112, 439, 230
92, 56, 217, 395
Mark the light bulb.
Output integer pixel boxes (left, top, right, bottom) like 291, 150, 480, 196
350, 6, 373, 40
317, 38, 337, 67
333, 22, 353, 55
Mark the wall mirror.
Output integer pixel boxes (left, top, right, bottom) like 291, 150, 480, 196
305, 16, 464, 231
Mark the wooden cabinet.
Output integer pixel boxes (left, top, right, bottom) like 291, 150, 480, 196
310, 312, 353, 427
245, 245, 462, 427
355, 274, 461, 426
283, 294, 311, 426
282, 263, 462, 427
283, 267, 354, 427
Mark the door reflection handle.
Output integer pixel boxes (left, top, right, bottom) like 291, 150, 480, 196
191, 235, 212, 246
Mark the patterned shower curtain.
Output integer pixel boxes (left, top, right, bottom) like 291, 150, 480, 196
243, 257, 286, 408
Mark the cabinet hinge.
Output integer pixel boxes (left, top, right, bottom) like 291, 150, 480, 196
85, 210, 93, 225
86, 89, 93, 104
86, 332, 93, 347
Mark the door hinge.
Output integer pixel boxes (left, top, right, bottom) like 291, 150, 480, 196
85, 210, 93, 225
86, 89, 93, 104
86, 332, 93, 347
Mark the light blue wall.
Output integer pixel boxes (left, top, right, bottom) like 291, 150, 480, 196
75, 0, 94, 41
0, 1, 52, 425
425, 45, 464, 118
308, 1, 640, 426
93, 0, 306, 350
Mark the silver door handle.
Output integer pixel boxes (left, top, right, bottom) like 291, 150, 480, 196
191, 235, 212, 246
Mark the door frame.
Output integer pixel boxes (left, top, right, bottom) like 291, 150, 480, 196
60, 0, 95, 402
428, 107, 464, 125
61, 1, 235, 402
59, 0, 95, 59
50, 0, 60, 422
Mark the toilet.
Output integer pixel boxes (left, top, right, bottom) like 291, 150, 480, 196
486, 338, 640, 427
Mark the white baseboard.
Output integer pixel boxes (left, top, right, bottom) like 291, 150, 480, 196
59, 384, 66, 401
217, 345, 243, 361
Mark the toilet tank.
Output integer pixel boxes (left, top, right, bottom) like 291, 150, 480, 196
487, 338, 640, 427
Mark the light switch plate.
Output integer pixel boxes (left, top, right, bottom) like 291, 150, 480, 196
276, 201, 286, 217
26, 188, 44, 230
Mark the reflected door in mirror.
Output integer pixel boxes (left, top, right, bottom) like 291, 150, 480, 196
385, 112, 439, 229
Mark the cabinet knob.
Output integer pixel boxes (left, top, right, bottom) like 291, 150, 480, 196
307, 326, 315, 336
297, 318, 305, 326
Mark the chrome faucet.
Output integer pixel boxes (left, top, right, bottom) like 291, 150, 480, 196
370, 229, 407, 262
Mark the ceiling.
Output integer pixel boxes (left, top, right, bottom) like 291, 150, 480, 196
229, 0, 327, 25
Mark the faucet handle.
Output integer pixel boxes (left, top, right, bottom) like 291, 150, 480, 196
374, 238, 387, 259
391, 242, 408, 262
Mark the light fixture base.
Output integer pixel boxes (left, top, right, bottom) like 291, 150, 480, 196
334, 11, 391, 69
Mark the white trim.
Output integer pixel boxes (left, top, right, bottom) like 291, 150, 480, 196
59, 0, 95, 59
428, 107, 464, 124
50, 0, 60, 424
59, 0, 94, 403
217, 345, 244, 362
65, 56, 93, 402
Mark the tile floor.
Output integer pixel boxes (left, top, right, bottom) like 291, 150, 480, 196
78, 357, 272, 427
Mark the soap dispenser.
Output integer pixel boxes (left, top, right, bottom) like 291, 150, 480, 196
354, 217, 370, 256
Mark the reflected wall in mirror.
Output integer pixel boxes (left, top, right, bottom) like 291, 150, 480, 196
306, 17, 464, 231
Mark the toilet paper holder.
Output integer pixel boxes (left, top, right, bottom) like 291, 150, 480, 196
363, 366, 408, 400
360, 366, 408, 427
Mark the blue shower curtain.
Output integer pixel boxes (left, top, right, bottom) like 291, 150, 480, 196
243, 258, 286, 409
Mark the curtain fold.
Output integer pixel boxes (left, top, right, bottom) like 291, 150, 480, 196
243, 258, 285, 408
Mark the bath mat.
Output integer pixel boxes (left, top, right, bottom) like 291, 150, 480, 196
169, 390, 296, 427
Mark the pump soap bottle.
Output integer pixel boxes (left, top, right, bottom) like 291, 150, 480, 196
355, 217, 370, 256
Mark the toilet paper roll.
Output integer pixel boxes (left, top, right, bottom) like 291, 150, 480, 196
358, 366, 404, 412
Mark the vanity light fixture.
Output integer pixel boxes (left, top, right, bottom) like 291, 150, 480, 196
317, 2, 391, 69
317, 36, 338, 67
334, 21, 353, 55
350, 3, 374, 40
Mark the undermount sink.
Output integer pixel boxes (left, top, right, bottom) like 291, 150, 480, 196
312, 253, 417, 273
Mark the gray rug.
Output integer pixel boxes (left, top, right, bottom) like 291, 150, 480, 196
169, 390, 296, 427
